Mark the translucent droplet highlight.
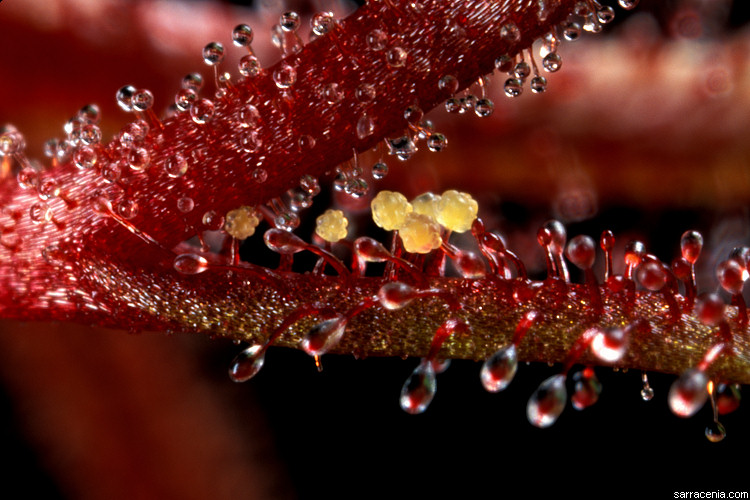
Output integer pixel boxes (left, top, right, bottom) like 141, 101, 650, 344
301, 315, 347, 356
527, 374, 567, 428
480, 344, 518, 392
173, 254, 209, 275
399, 362, 436, 415
229, 344, 265, 382
668, 368, 708, 418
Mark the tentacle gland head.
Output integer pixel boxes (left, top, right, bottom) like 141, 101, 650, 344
1, 0, 748, 440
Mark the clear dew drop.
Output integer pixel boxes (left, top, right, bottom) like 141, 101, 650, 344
705, 421, 726, 443
298, 134, 315, 151
117, 199, 139, 220
38, 179, 60, 199
274, 211, 300, 230
116, 85, 137, 112
238, 104, 261, 128
386, 46, 407, 67
165, 153, 188, 178
513, 61, 531, 80
202, 210, 224, 230
458, 95, 473, 112
202, 42, 225, 65
668, 368, 708, 418
301, 314, 347, 356
530, 76, 548, 93
132, 89, 154, 112
571, 369, 602, 410
345, 178, 369, 198
190, 98, 215, 124
173, 253, 209, 275
182, 73, 204, 92
239, 55, 262, 78
445, 98, 461, 113
300, 174, 320, 196
101, 162, 123, 183
427, 133, 447, 152
288, 187, 312, 212
43, 138, 59, 159
229, 344, 265, 382
474, 98, 494, 117
127, 147, 150, 171
500, 22, 521, 43
641, 386, 655, 401
280, 11, 301, 31
438, 75, 459, 95
366, 29, 387, 51
311, 12, 335, 36
480, 344, 518, 393
400, 361, 437, 415
73, 146, 97, 169
504, 78, 523, 97
355, 83, 376, 103
542, 53, 562, 72
79, 124, 102, 145
77, 104, 101, 124
583, 15, 602, 33
177, 196, 195, 213
561, 21, 582, 42
17, 168, 38, 189
597, 6, 616, 24
527, 374, 567, 428
372, 161, 388, 179
119, 120, 148, 146
252, 168, 268, 183
356, 114, 375, 140
387, 135, 417, 161
232, 24, 254, 47
273, 63, 297, 89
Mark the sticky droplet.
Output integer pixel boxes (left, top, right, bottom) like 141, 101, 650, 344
301, 315, 347, 356
438, 75, 459, 95
356, 114, 375, 140
165, 153, 188, 178
386, 47, 407, 67
273, 63, 297, 89
590, 327, 628, 363
669, 368, 708, 418
400, 361, 436, 414
377, 282, 417, 310
229, 344, 265, 382
232, 24, 254, 47
202, 42, 225, 65
173, 254, 209, 275
177, 197, 194, 213
480, 344, 518, 392
571, 369, 602, 410
527, 374, 567, 428
190, 99, 215, 124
